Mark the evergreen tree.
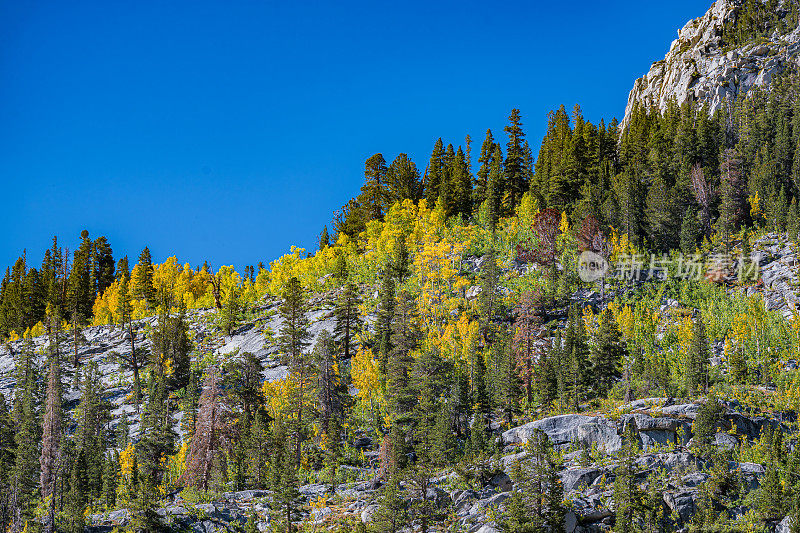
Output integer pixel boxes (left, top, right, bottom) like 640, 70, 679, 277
375, 268, 396, 377
92, 235, 115, 298
334, 281, 362, 375
131, 246, 155, 307
0, 393, 14, 532
386, 291, 420, 429
386, 153, 422, 204
474, 129, 496, 210
278, 277, 312, 465
318, 226, 330, 250
679, 206, 700, 256
425, 138, 446, 206
693, 395, 723, 450
504, 109, 529, 212
686, 316, 710, 394
564, 304, 589, 409
10, 345, 41, 532
613, 423, 643, 532
271, 437, 303, 533
590, 310, 626, 398
315, 331, 346, 435
360, 154, 389, 221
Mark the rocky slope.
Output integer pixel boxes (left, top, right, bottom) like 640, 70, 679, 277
83, 398, 794, 532
622, 0, 800, 128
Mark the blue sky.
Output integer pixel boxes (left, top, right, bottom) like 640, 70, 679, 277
1, 0, 708, 272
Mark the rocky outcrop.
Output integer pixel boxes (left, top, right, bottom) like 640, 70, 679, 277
623, 0, 800, 128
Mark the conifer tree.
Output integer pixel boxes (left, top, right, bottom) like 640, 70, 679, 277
360, 153, 389, 221
371, 472, 407, 533
680, 206, 700, 256
718, 148, 747, 248
375, 268, 396, 377
40, 358, 63, 533
115, 272, 144, 413
485, 145, 503, 231
92, 235, 115, 298
512, 291, 544, 405
65, 450, 88, 533
131, 246, 155, 307
278, 277, 312, 464
425, 138, 446, 206
334, 281, 362, 374
474, 129, 496, 210
500, 428, 564, 532
564, 304, 589, 409
504, 109, 528, 212
271, 437, 303, 533
318, 226, 330, 250
386, 153, 422, 204
534, 339, 558, 409
693, 395, 723, 450
10, 345, 41, 533
590, 310, 626, 398
0, 393, 14, 532
315, 331, 346, 435
386, 291, 420, 430
614, 423, 643, 532
686, 316, 710, 394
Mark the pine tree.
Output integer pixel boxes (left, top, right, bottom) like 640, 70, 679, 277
495, 329, 520, 427
512, 291, 544, 405
65, 450, 88, 533
131, 246, 155, 307
92, 235, 115, 298
452, 145, 472, 217
371, 472, 407, 533
152, 311, 193, 391
425, 138, 446, 206
334, 281, 362, 376
386, 153, 421, 204
278, 277, 312, 464
10, 345, 41, 533
315, 331, 346, 435
500, 428, 564, 532
718, 148, 747, 249
613, 423, 643, 532
564, 304, 589, 409
474, 129, 496, 210
375, 268, 396, 377
40, 359, 62, 503
227, 351, 264, 422
102, 451, 118, 510
534, 338, 558, 409
680, 206, 700, 256
359, 153, 389, 221
386, 291, 420, 429
115, 272, 143, 413
318, 226, 330, 250
590, 310, 626, 398
693, 395, 723, 450
504, 109, 529, 212
0, 393, 14, 532
271, 437, 303, 533
486, 145, 503, 231
246, 406, 272, 489
686, 317, 710, 394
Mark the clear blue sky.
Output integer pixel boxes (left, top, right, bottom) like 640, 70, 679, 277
1, 0, 708, 272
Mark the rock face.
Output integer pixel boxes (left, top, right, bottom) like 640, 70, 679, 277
623, 0, 800, 128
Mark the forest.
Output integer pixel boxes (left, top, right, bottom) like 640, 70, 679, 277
1, 25, 800, 533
